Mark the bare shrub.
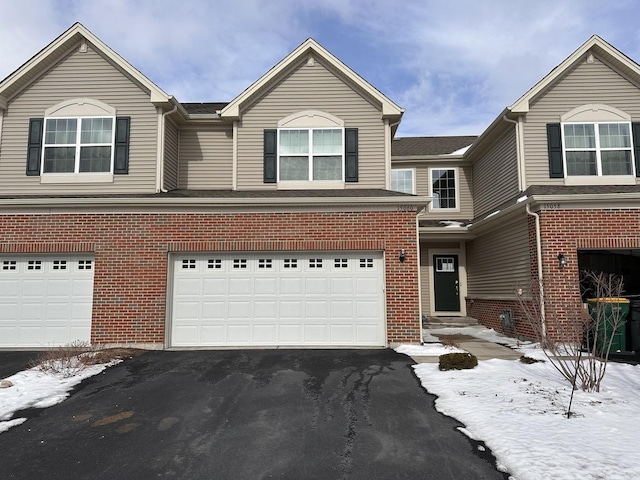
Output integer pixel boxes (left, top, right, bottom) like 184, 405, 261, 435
30, 340, 94, 377
31, 342, 147, 378
517, 271, 626, 395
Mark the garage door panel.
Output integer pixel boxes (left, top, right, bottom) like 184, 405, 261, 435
304, 324, 327, 343
229, 278, 251, 295
254, 277, 277, 294
170, 252, 384, 347
227, 325, 251, 343
356, 325, 381, 344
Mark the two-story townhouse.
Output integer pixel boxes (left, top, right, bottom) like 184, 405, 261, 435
0, 23, 427, 349
394, 35, 640, 347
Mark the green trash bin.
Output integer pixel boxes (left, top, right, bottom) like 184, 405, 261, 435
587, 298, 630, 354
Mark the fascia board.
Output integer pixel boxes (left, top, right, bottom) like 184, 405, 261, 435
418, 228, 476, 240
0, 23, 171, 106
530, 193, 640, 205
467, 200, 529, 234
220, 38, 403, 120
0, 195, 431, 210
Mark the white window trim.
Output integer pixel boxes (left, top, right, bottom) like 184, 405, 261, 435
561, 121, 636, 184
276, 127, 345, 184
391, 168, 416, 194
41, 115, 117, 178
429, 167, 460, 212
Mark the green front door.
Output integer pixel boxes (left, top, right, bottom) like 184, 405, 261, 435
433, 255, 460, 312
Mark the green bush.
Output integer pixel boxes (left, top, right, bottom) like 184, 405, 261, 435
438, 352, 478, 371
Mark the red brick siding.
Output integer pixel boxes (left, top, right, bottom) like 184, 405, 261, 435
466, 298, 538, 340
0, 210, 421, 346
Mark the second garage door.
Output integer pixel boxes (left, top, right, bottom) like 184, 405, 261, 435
170, 251, 385, 347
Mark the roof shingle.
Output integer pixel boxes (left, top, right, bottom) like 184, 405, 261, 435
392, 136, 477, 156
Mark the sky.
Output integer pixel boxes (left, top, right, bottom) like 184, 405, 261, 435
1, 0, 640, 137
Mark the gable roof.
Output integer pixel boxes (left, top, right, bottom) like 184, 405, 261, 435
0, 22, 174, 110
509, 34, 640, 113
220, 38, 404, 122
392, 136, 477, 157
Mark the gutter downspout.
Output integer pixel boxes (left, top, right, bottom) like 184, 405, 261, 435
157, 103, 179, 193
526, 203, 547, 337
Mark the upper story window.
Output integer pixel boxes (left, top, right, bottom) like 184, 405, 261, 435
391, 168, 415, 194
264, 110, 358, 188
563, 122, 634, 176
26, 98, 130, 183
279, 128, 343, 181
548, 104, 639, 185
43, 117, 115, 173
430, 168, 458, 209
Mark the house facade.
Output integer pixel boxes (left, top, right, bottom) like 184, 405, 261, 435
3, 25, 639, 350
0, 24, 426, 349
394, 36, 640, 344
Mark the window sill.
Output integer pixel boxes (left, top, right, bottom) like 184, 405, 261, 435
40, 173, 114, 184
277, 180, 345, 190
564, 175, 636, 186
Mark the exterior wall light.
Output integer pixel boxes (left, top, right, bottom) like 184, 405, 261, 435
399, 249, 406, 262
557, 253, 567, 269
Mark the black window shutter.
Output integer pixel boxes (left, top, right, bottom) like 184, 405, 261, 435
546, 123, 564, 178
264, 129, 277, 183
633, 123, 640, 177
26, 118, 44, 176
114, 116, 130, 174
345, 128, 358, 182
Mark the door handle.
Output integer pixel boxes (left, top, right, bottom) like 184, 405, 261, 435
455, 280, 459, 296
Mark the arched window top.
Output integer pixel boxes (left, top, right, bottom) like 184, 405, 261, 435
561, 103, 630, 122
277, 110, 344, 128
45, 98, 116, 117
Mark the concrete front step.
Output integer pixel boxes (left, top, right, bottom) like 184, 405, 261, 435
423, 316, 479, 329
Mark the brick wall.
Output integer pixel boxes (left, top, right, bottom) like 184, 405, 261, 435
0, 210, 421, 346
539, 208, 640, 341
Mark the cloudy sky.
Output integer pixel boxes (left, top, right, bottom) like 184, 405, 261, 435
1, 0, 639, 137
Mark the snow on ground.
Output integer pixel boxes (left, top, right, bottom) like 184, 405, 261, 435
395, 343, 465, 356
0, 363, 114, 433
402, 335, 640, 480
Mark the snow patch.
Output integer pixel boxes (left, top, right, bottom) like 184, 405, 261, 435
485, 210, 500, 219
395, 344, 465, 356
448, 144, 472, 155
517, 195, 528, 203
439, 220, 465, 228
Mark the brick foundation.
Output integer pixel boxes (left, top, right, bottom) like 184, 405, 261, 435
0, 210, 421, 347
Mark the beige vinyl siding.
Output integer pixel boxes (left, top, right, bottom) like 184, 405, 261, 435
472, 128, 519, 218
524, 56, 640, 185
415, 164, 473, 220
420, 241, 461, 314
236, 59, 385, 190
466, 215, 529, 297
0, 43, 158, 195
178, 125, 233, 189
164, 118, 179, 190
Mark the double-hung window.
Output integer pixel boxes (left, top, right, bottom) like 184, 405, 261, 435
279, 128, 343, 181
562, 122, 634, 176
391, 169, 415, 194
43, 117, 115, 173
430, 168, 457, 209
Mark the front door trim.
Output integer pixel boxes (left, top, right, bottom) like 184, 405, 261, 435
427, 245, 467, 316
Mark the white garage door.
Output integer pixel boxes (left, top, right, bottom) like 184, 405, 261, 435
0, 255, 94, 348
170, 252, 385, 347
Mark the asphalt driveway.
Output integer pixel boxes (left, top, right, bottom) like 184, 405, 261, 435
0, 349, 508, 479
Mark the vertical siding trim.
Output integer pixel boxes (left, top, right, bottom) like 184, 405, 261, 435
156, 107, 163, 192
233, 120, 238, 190
0, 110, 4, 154
384, 119, 391, 189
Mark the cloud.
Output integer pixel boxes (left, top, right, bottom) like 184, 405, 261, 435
1, 0, 640, 136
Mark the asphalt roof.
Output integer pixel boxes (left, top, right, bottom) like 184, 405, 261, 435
391, 136, 477, 157
181, 102, 229, 114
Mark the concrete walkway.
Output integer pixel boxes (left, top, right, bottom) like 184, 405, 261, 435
411, 322, 524, 363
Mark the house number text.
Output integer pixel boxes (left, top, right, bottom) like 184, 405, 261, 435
397, 205, 416, 212
542, 203, 561, 210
